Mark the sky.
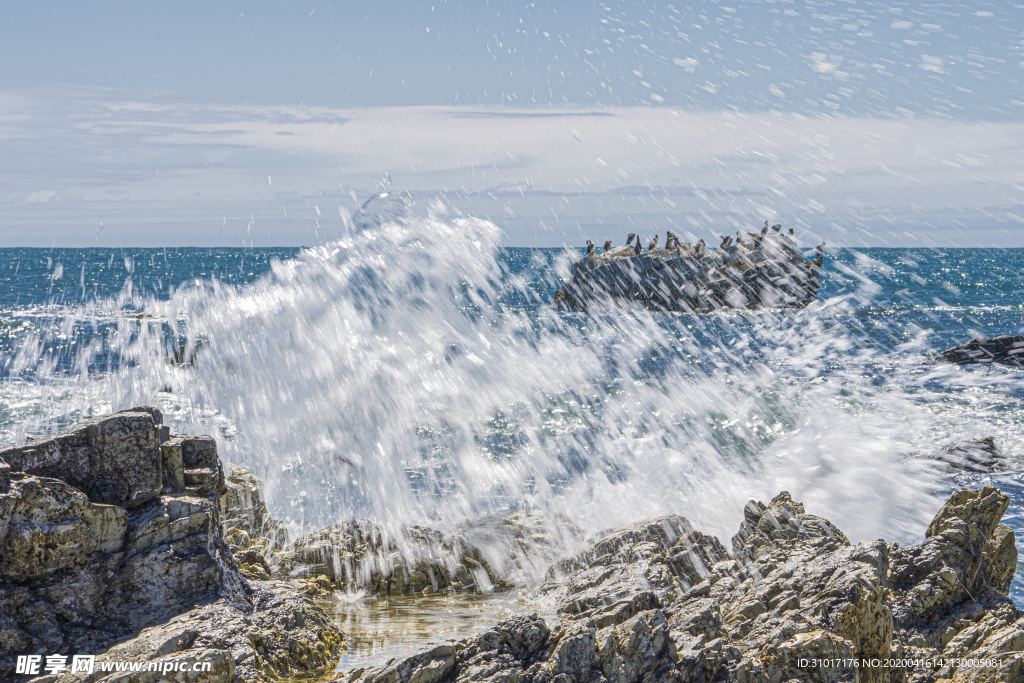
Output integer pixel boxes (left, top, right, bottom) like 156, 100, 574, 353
2, 0, 1023, 247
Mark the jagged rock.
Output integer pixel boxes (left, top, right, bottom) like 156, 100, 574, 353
219, 465, 287, 554
278, 519, 509, 596
0, 408, 165, 509
337, 487, 1021, 683
547, 516, 731, 626
159, 435, 226, 499
0, 476, 127, 581
931, 334, 1024, 367
932, 437, 1006, 473
554, 234, 822, 312
0, 409, 342, 683
46, 581, 342, 683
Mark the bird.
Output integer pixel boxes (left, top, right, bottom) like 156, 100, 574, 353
665, 231, 677, 249
771, 224, 782, 233
634, 237, 643, 255
603, 240, 613, 253
719, 235, 733, 249
695, 239, 706, 254
735, 230, 744, 246
647, 235, 659, 252
586, 240, 595, 256
812, 242, 826, 267
787, 227, 794, 236
626, 233, 636, 246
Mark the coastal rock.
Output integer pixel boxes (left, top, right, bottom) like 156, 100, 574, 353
278, 520, 509, 596
45, 581, 342, 683
338, 487, 1021, 683
0, 409, 342, 683
0, 408, 165, 509
932, 334, 1024, 367
932, 437, 1006, 473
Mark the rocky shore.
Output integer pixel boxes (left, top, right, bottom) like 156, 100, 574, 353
2, 409, 1021, 683
345, 489, 1022, 683
0, 408, 342, 683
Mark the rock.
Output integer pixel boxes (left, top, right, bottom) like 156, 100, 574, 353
46, 581, 342, 683
0, 408, 165, 509
219, 465, 287, 553
931, 334, 1024, 367
554, 235, 822, 312
337, 487, 1022, 683
0, 476, 127, 581
160, 435, 226, 499
932, 437, 1006, 473
278, 519, 509, 596
0, 409, 342, 683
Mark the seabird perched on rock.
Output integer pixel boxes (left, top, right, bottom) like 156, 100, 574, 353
695, 239, 706, 254
647, 235, 659, 252
719, 235, 733, 249
586, 240, 595, 256
603, 240, 613, 253
812, 242, 826, 267
634, 237, 643, 255
787, 227, 794, 236
735, 230, 744, 246
771, 224, 782, 233
665, 231, 677, 249
626, 233, 636, 246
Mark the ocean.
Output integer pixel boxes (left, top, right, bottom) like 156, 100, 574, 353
1, 213, 1022, 608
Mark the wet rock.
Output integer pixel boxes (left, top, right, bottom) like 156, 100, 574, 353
0, 409, 342, 683
278, 519, 509, 596
931, 334, 1024, 367
0, 408, 165, 509
337, 487, 1021, 683
932, 437, 1006, 473
47, 581, 342, 683
219, 465, 287, 551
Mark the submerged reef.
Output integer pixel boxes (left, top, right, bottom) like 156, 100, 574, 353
1, 409, 1021, 683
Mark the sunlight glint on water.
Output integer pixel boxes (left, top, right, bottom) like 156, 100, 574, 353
1, 197, 1022, 598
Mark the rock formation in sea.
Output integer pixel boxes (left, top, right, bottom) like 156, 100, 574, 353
931, 335, 1024, 367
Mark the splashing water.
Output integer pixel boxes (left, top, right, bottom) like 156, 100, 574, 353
2, 197, 1023, 593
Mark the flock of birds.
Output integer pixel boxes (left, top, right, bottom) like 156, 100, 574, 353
583, 221, 825, 265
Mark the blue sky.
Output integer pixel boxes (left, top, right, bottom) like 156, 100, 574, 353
2, 1, 1023, 247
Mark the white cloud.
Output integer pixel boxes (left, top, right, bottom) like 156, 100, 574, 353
26, 190, 56, 203
1, 87, 1023, 246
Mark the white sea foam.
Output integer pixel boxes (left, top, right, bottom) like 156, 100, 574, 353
6, 196, 1022, 583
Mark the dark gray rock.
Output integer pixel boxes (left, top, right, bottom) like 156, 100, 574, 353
932, 334, 1024, 367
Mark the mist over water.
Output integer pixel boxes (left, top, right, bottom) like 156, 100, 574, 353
4, 195, 1023, 606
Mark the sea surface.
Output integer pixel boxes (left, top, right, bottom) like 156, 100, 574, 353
1, 217, 1023, 619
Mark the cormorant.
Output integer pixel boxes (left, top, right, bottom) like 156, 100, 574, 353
719, 235, 733, 249
647, 235, 659, 251
665, 231, 677, 249
586, 240, 595, 256
603, 240, 613, 254
771, 224, 782, 233
787, 227, 794, 236
695, 239, 706, 254
812, 242, 826, 267
633, 237, 643, 255
626, 233, 636, 246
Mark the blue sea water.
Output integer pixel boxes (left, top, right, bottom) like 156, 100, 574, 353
1, 243, 1022, 606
